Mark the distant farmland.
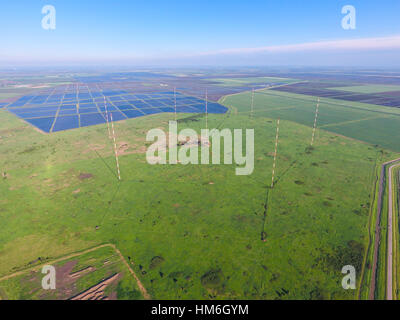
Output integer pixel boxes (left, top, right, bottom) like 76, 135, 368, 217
211, 76, 299, 87
330, 85, 400, 94
270, 82, 400, 108
223, 89, 400, 152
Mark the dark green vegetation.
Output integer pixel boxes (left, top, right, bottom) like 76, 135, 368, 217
1, 79, 397, 300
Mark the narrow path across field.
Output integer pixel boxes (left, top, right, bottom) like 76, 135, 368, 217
387, 163, 400, 299
369, 158, 400, 300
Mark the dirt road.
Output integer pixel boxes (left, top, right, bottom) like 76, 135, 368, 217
387, 163, 400, 300
369, 158, 400, 300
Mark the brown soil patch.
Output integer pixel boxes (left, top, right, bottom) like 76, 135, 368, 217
118, 142, 130, 154
166, 132, 210, 149
48, 261, 97, 299
31, 126, 46, 135
55, 260, 79, 298
70, 273, 120, 300
84, 144, 105, 154
122, 144, 147, 155
135, 145, 147, 154
78, 173, 93, 180
72, 188, 80, 194
69, 266, 95, 279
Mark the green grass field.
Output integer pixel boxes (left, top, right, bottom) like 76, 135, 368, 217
1, 85, 398, 300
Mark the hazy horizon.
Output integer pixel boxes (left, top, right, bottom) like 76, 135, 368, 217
2, 0, 400, 67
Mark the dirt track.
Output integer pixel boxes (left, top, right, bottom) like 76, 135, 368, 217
369, 158, 400, 300
387, 163, 400, 300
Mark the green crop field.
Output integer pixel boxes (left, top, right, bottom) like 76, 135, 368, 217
329, 85, 400, 94
223, 89, 400, 152
0, 85, 398, 299
212, 77, 299, 87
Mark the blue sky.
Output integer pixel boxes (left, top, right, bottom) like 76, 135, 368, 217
1, 0, 400, 66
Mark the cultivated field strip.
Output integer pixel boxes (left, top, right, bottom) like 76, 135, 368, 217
0, 244, 150, 300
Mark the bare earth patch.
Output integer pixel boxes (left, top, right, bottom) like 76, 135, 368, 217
69, 266, 95, 279
84, 144, 105, 154
78, 173, 93, 180
70, 273, 120, 300
118, 142, 130, 154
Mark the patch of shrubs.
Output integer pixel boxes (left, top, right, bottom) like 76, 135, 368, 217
116, 282, 142, 300
149, 256, 165, 269
323, 201, 332, 207
305, 146, 314, 154
201, 270, 224, 289
320, 240, 364, 273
